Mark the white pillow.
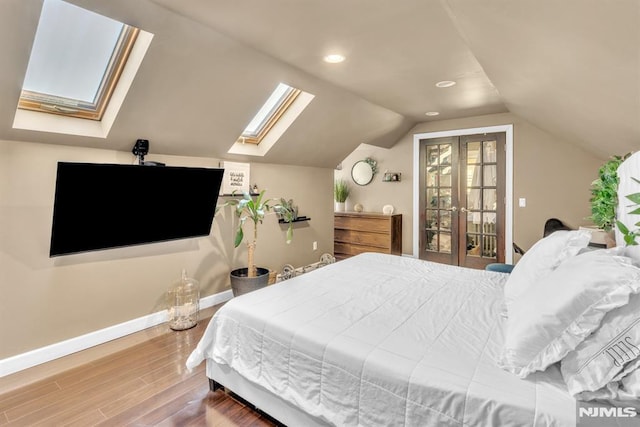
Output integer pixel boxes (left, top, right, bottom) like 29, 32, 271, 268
498, 249, 640, 378
561, 290, 640, 396
503, 230, 591, 313
573, 369, 640, 404
624, 245, 640, 267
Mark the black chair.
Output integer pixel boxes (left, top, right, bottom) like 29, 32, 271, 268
543, 218, 571, 237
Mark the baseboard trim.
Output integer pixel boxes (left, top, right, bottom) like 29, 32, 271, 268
0, 289, 233, 378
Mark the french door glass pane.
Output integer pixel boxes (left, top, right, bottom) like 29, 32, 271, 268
426, 230, 437, 251
467, 141, 480, 164
467, 211, 482, 234
440, 146, 452, 165
440, 233, 451, 253
483, 235, 497, 258
427, 188, 438, 208
483, 212, 497, 233
483, 189, 497, 210
483, 165, 497, 186
440, 167, 452, 187
483, 140, 497, 162
466, 233, 480, 257
427, 168, 438, 186
467, 164, 480, 191
440, 211, 452, 231
467, 188, 481, 211
427, 146, 439, 166
426, 209, 437, 228
439, 188, 452, 209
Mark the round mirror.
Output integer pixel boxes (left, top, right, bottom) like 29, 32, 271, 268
351, 160, 374, 186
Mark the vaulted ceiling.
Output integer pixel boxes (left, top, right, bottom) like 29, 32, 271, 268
0, 0, 638, 167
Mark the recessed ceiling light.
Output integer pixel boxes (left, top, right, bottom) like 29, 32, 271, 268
425, 111, 440, 116
323, 54, 346, 64
435, 80, 456, 88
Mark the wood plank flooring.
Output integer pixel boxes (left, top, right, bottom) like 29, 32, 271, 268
0, 309, 279, 426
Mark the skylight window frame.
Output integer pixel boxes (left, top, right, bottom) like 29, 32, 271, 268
238, 84, 301, 145
18, 22, 139, 121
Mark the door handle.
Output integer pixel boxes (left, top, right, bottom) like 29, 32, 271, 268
460, 207, 468, 213
451, 206, 457, 212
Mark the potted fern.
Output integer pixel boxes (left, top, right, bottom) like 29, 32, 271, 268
222, 191, 293, 296
334, 179, 350, 212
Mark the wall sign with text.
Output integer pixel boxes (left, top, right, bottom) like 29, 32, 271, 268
220, 161, 250, 195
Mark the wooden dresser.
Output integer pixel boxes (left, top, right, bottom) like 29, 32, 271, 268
334, 212, 402, 260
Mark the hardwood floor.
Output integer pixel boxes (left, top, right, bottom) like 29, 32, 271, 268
0, 308, 279, 426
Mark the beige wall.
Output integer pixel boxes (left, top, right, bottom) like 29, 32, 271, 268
335, 112, 604, 257
0, 139, 333, 359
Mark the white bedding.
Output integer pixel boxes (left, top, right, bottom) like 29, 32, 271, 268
186, 253, 575, 426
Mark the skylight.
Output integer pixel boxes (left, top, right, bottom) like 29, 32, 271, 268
229, 83, 314, 157
238, 83, 301, 145
18, 0, 139, 121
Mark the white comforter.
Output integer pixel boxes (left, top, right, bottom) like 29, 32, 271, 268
187, 253, 575, 426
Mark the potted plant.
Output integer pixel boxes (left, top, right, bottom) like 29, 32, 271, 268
222, 191, 293, 296
588, 153, 630, 246
589, 154, 627, 230
334, 179, 350, 212
276, 198, 298, 223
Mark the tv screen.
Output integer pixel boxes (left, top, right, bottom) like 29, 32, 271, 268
49, 162, 224, 257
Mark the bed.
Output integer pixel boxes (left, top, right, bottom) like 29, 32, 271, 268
186, 253, 578, 426
187, 152, 640, 426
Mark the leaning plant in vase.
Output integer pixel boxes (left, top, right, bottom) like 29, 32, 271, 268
223, 191, 293, 279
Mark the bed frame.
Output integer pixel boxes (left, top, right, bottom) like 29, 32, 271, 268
207, 360, 328, 427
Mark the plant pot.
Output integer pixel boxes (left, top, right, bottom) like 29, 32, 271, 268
230, 267, 270, 297
335, 201, 346, 212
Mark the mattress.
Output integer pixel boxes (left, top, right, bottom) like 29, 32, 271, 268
186, 253, 575, 426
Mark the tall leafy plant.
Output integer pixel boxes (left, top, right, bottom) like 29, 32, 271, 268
589, 154, 629, 231
222, 191, 293, 277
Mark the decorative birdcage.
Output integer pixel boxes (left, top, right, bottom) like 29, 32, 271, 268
167, 269, 199, 331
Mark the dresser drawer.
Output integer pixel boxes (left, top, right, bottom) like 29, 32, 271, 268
334, 229, 390, 248
334, 215, 391, 233
334, 242, 390, 256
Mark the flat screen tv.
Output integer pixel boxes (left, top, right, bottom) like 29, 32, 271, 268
49, 162, 224, 257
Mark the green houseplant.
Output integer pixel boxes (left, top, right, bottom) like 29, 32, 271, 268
589, 154, 629, 231
616, 177, 640, 245
222, 191, 293, 296
334, 179, 350, 212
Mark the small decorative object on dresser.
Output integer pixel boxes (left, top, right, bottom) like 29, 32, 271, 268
382, 204, 394, 215
334, 212, 402, 260
353, 203, 364, 212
